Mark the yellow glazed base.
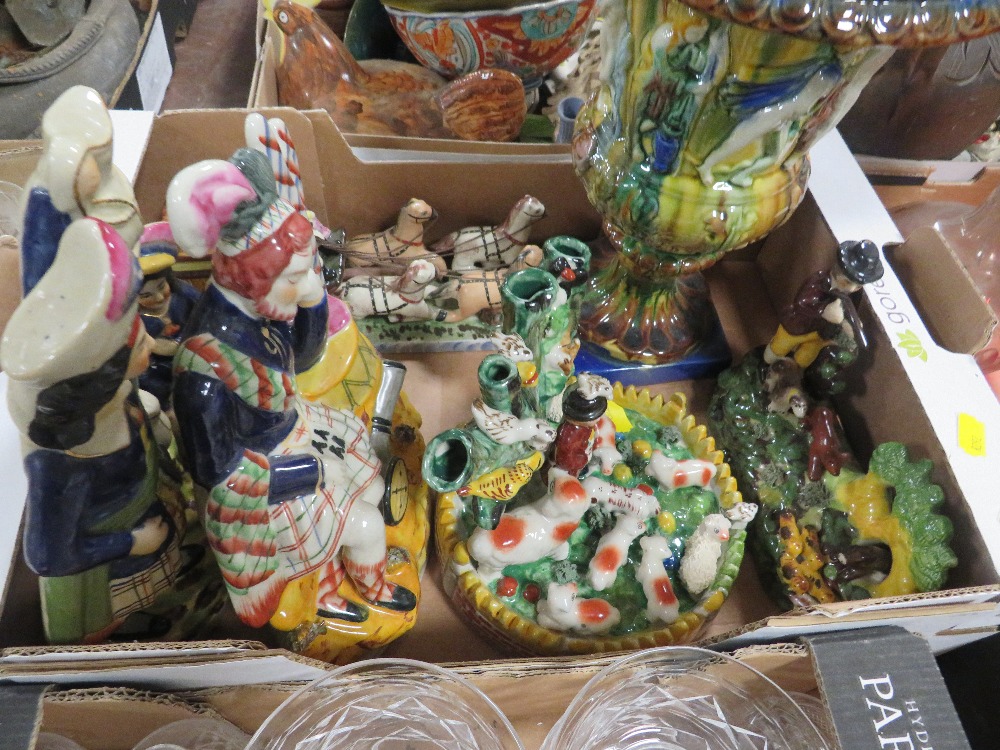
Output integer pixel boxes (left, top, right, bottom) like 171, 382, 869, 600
277, 393, 432, 664
435, 384, 744, 656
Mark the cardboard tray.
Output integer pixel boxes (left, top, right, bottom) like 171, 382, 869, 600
7, 629, 974, 750
250, 14, 575, 158
861, 158, 1000, 363
0, 110, 998, 675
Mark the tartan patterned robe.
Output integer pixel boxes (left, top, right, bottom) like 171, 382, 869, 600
173, 286, 381, 627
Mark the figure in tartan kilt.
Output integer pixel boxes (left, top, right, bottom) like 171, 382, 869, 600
168, 147, 415, 627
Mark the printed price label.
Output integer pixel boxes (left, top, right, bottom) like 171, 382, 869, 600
958, 413, 987, 457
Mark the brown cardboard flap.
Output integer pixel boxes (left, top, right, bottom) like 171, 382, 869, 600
134, 108, 328, 227
865, 160, 1000, 212
0, 639, 268, 659
303, 110, 602, 240
0, 143, 42, 188
885, 227, 998, 355
42, 687, 217, 750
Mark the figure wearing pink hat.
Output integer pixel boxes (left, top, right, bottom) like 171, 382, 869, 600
168, 145, 415, 628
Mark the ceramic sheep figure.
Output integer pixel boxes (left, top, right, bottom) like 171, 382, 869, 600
678, 513, 731, 596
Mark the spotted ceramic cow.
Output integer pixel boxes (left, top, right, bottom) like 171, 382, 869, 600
468, 468, 658, 574
535, 582, 620, 635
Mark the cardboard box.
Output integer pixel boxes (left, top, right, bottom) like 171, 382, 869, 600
0, 112, 998, 677
250, 14, 576, 158
3, 629, 974, 750
860, 157, 1000, 373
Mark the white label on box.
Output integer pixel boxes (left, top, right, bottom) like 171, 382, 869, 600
809, 130, 1000, 575
109, 111, 155, 183
136, 13, 173, 113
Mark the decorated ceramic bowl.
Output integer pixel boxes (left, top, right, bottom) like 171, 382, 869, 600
435, 386, 748, 657
383, 0, 597, 89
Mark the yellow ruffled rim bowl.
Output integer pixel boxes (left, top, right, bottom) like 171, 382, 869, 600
434, 384, 744, 656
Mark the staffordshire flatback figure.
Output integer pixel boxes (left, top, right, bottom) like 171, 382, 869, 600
168, 148, 416, 628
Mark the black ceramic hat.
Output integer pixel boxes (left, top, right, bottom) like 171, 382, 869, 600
563, 386, 607, 422
837, 239, 884, 285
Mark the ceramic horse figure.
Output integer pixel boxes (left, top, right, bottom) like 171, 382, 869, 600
337, 258, 446, 322
442, 245, 544, 323
343, 198, 446, 276
439, 195, 547, 272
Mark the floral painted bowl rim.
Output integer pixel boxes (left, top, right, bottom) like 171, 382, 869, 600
435, 385, 746, 657
384, 0, 593, 21
680, 0, 1000, 48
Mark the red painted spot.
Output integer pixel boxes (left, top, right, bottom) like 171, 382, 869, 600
674, 469, 688, 487
554, 522, 579, 543
496, 576, 518, 597
523, 583, 540, 603
637, 484, 654, 495
556, 477, 587, 503
653, 577, 677, 606
594, 546, 622, 573
701, 465, 713, 485
491, 516, 527, 550
579, 598, 612, 624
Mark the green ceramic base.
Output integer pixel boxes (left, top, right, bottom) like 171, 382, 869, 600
357, 315, 499, 354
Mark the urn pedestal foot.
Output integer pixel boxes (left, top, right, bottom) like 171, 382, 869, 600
574, 232, 732, 383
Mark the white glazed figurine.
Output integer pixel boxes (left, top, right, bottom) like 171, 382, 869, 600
678, 514, 733, 596
1, 88, 184, 644
342, 197, 445, 276
337, 258, 445, 322
536, 582, 620, 635
438, 195, 546, 271
440, 244, 544, 323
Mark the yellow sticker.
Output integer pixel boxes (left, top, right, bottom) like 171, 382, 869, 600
605, 400, 633, 432
958, 413, 987, 457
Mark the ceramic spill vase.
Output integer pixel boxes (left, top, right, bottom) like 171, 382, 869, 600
426, 257, 753, 656
573, 0, 1000, 363
708, 241, 957, 608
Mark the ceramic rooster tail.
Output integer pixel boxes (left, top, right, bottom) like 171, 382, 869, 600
245, 113, 306, 213
435, 69, 528, 142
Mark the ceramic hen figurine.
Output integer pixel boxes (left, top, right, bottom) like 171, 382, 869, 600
270, 0, 527, 141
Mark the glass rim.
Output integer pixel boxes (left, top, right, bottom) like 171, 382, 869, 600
247, 657, 525, 750
543, 645, 830, 750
